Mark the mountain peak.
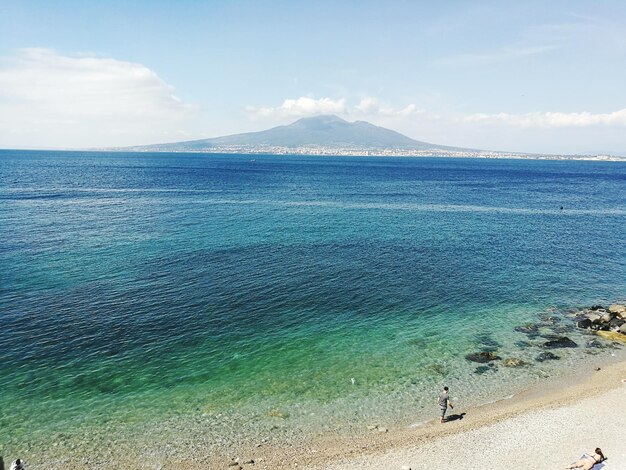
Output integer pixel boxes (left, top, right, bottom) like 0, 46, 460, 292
290, 114, 347, 125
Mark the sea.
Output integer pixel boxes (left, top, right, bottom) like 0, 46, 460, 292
1, 150, 625, 463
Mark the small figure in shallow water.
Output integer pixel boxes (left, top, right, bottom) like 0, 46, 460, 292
437, 386, 453, 423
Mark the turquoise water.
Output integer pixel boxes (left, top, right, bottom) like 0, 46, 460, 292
1, 151, 625, 460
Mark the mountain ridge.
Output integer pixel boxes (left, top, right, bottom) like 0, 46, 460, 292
128, 115, 467, 153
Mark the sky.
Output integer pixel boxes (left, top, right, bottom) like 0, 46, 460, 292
1, 0, 626, 154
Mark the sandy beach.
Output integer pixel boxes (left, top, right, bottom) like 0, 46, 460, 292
208, 359, 626, 470
317, 360, 626, 470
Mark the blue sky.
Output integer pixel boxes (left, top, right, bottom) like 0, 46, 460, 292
1, 0, 626, 154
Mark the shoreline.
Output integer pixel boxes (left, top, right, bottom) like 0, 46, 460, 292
255, 358, 626, 470
6, 345, 625, 469
5, 324, 625, 469
216, 357, 626, 469
318, 359, 626, 470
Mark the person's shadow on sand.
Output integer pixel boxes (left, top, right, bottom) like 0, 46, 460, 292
445, 413, 466, 422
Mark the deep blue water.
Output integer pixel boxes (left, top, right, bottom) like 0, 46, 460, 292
0, 150, 625, 450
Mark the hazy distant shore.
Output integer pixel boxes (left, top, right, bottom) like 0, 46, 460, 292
106, 147, 626, 161
5, 146, 626, 162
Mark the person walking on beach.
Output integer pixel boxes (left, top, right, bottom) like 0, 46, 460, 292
437, 386, 453, 423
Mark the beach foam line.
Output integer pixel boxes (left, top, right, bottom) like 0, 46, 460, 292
478, 393, 516, 407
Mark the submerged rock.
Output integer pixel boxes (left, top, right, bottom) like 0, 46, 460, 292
465, 351, 501, 363
514, 324, 539, 334
503, 358, 531, 367
552, 324, 574, 334
474, 365, 496, 374
425, 363, 448, 376
543, 336, 578, 348
539, 315, 560, 325
535, 352, 560, 362
474, 333, 502, 349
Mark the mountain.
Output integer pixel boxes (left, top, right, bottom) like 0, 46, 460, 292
128, 115, 464, 153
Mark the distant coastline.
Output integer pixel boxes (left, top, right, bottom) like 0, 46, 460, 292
99, 145, 626, 161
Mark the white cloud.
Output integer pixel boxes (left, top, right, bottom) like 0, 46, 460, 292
0, 48, 197, 148
253, 96, 626, 129
247, 97, 347, 119
463, 108, 626, 128
246, 96, 626, 154
247, 96, 428, 120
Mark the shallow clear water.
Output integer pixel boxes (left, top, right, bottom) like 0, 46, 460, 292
0, 151, 625, 456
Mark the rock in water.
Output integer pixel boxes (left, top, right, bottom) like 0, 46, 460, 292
587, 313, 601, 323
503, 358, 530, 367
465, 351, 501, 363
600, 313, 614, 323
586, 339, 606, 349
536, 352, 560, 362
514, 324, 539, 334
543, 336, 578, 348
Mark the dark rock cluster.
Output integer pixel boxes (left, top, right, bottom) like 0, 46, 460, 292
466, 302, 625, 375
575, 304, 626, 334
